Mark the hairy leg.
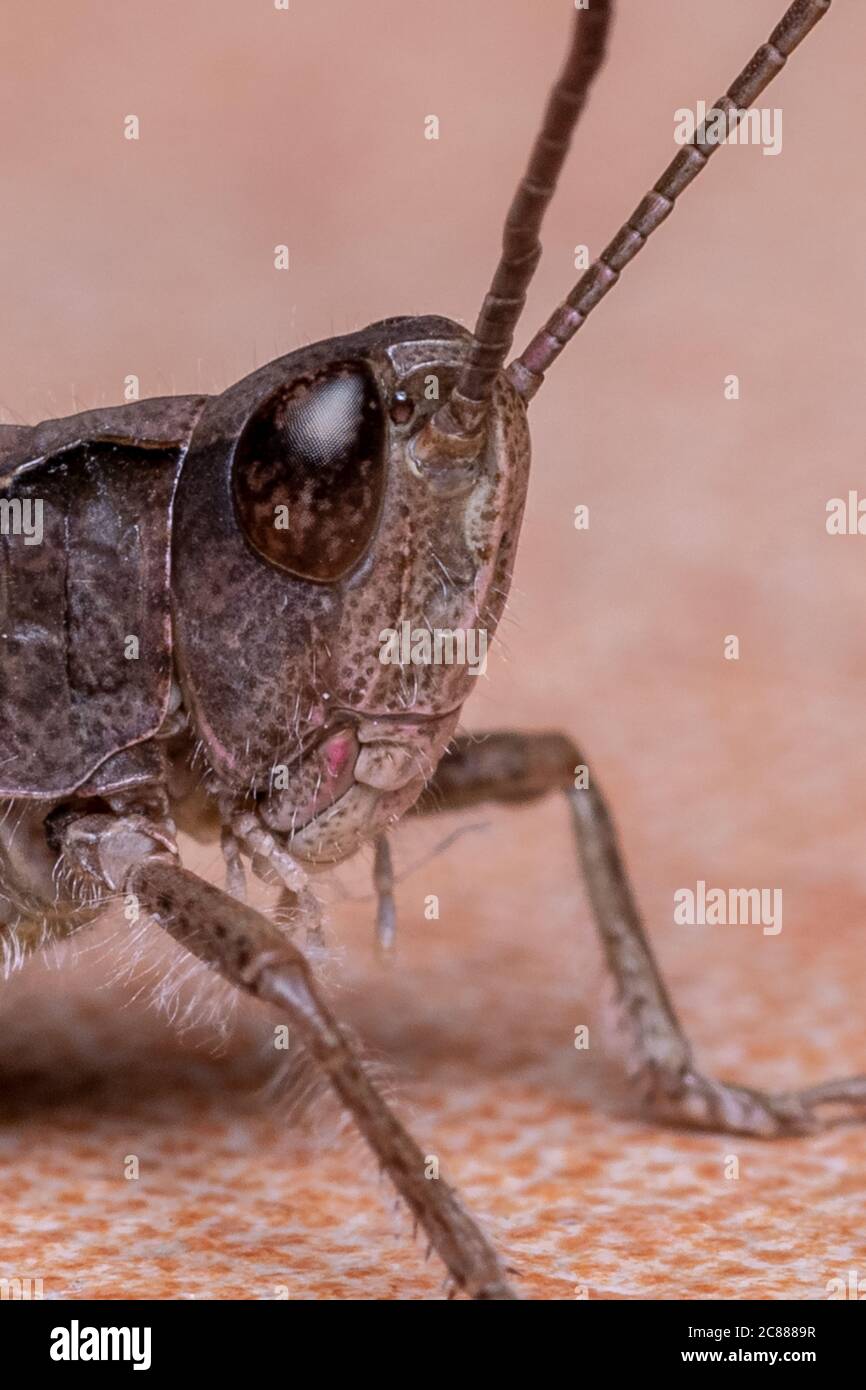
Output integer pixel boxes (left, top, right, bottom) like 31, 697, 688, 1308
418, 732, 866, 1137
58, 811, 516, 1299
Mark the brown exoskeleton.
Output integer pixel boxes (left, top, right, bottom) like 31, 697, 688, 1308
1, 0, 863, 1299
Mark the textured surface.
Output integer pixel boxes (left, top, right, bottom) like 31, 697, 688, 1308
1, 0, 865, 1301
0, 838, 864, 1302
0, 438, 182, 798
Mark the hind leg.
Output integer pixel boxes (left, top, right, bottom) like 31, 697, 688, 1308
417, 732, 866, 1137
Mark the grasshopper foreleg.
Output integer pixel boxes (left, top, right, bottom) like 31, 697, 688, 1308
57, 810, 517, 1300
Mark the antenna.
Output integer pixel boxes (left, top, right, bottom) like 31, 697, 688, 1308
508, 0, 833, 400
412, 0, 613, 469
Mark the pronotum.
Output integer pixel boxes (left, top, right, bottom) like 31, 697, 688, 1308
1, 0, 862, 1299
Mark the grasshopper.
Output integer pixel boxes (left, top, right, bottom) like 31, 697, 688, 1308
1, 0, 863, 1300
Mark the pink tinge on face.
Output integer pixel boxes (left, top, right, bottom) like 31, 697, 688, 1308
259, 727, 361, 835
260, 709, 464, 843
322, 730, 355, 780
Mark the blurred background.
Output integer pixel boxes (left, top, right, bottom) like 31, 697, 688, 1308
1, 0, 865, 1299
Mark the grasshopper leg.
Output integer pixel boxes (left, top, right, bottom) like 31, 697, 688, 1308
58, 811, 516, 1299
420, 732, 866, 1138
373, 835, 397, 961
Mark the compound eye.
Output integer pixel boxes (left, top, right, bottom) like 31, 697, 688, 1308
232, 363, 385, 581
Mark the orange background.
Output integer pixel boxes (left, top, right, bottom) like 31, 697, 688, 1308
1, 0, 865, 1300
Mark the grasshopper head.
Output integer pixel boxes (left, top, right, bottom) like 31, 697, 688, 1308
173, 316, 530, 864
